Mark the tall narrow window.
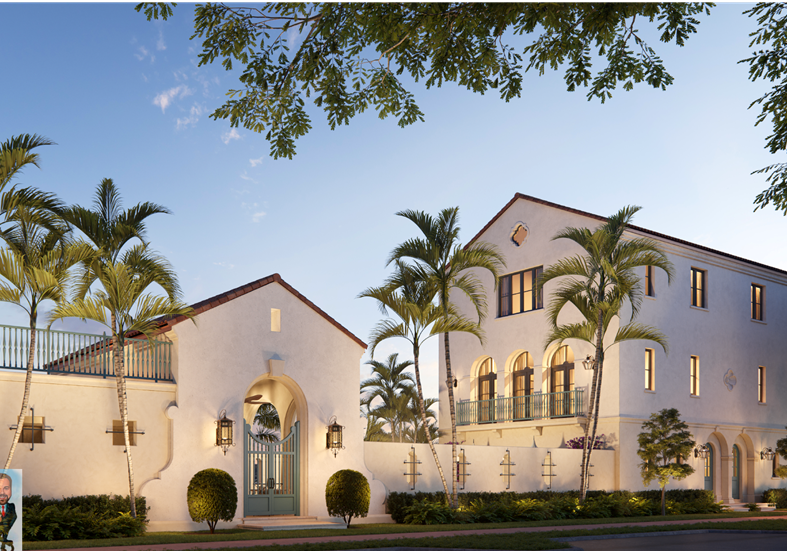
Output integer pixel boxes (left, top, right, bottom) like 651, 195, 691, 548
645, 266, 655, 297
512, 352, 534, 420
645, 348, 655, 390
477, 358, 496, 423
752, 284, 764, 321
758, 366, 766, 403
690, 356, 700, 396
691, 268, 706, 308
499, 267, 543, 317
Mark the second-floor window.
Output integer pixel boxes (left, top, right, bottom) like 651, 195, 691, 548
691, 268, 706, 308
752, 284, 764, 321
759, 366, 766, 403
690, 355, 700, 396
645, 266, 655, 297
499, 267, 543, 317
645, 348, 655, 391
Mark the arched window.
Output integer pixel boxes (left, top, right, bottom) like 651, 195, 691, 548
550, 345, 574, 393
550, 345, 575, 417
512, 352, 534, 420
477, 357, 496, 423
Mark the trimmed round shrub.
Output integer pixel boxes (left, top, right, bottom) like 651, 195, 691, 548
187, 469, 237, 534
325, 470, 370, 527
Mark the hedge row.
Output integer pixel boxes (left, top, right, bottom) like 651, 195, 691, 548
22, 495, 147, 541
762, 488, 787, 509
387, 490, 723, 524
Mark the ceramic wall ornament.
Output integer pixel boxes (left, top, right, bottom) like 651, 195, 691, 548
510, 222, 529, 247
724, 369, 737, 392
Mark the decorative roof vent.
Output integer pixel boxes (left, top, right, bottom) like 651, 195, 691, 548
511, 223, 529, 246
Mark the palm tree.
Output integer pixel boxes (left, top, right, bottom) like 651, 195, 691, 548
388, 208, 505, 507
0, 201, 93, 469
0, 134, 55, 192
361, 353, 415, 440
253, 403, 281, 443
405, 397, 439, 443
360, 260, 484, 504
49, 252, 192, 517
55, 180, 185, 518
363, 417, 389, 442
539, 206, 674, 503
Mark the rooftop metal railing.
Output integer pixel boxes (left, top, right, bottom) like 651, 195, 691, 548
0, 324, 173, 382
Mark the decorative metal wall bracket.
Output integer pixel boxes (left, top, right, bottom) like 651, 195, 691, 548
8, 406, 53, 451
457, 448, 471, 490
542, 451, 557, 489
500, 449, 516, 490
403, 446, 422, 490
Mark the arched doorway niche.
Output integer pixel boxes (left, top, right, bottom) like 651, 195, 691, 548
243, 374, 309, 516
707, 432, 728, 501
733, 432, 756, 503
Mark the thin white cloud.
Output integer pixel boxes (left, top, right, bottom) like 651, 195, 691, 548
213, 262, 235, 269
141, 74, 148, 83
153, 85, 193, 113
176, 103, 205, 130
249, 157, 264, 167
174, 70, 188, 82
222, 128, 241, 144
134, 45, 149, 61
157, 29, 167, 51
240, 171, 258, 184
252, 211, 266, 223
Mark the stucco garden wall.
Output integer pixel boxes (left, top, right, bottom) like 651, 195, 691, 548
0, 370, 175, 498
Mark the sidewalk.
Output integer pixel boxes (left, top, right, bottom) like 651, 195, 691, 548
55, 515, 787, 551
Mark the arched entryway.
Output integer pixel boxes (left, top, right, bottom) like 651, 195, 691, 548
243, 375, 308, 516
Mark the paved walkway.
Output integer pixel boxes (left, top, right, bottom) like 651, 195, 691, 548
56, 515, 787, 551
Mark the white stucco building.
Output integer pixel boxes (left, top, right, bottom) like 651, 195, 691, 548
0, 274, 390, 530
440, 193, 787, 504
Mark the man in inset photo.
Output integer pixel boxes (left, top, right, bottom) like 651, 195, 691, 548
0, 472, 17, 551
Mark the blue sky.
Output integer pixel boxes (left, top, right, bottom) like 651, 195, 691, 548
1, 3, 785, 402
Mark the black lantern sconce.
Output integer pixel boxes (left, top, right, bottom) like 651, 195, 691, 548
326, 415, 344, 457
215, 409, 235, 455
581, 355, 597, 370
761, 447, 777, 461
694, 444, 710, 459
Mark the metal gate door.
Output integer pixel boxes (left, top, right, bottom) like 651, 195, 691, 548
244, 421, 300, 516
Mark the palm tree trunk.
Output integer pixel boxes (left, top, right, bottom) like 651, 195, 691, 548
580, 310, 604, 503
444, 331, 459, 509
4, 316, 37, 469
581, 308, 606, 502
413, 344, 451, 503
112, 318, 137, 518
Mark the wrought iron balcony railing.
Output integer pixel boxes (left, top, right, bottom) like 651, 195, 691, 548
457, 389, 584, 426
0, 324, 173, 382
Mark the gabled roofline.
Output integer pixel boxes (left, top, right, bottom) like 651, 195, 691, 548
468, 193, 787, 277
138, 273, 367, 349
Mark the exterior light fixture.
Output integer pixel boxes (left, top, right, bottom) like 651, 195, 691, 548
761, 447, 777, 461
326, 415, 344, 457
694, 444, 710, 459
582, 355, 596, 370
215, 409, 234, 455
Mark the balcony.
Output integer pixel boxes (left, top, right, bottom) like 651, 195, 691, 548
457, 389, 584, 426
0, 324, 173, 382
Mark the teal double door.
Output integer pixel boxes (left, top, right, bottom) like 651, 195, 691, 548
243, 421, 300, 516
732, 444, 740, 500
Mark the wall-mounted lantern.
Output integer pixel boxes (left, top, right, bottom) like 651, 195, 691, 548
581, 355, 596, 370
761, 447, 777, 461
215, 409, 234, 455
694, 444, 710, 459
326, 415, 344, 457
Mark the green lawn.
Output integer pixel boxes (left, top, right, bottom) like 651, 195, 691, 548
23, 513, 787, 550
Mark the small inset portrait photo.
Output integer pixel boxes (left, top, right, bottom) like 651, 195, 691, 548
0, 470, 21, 551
